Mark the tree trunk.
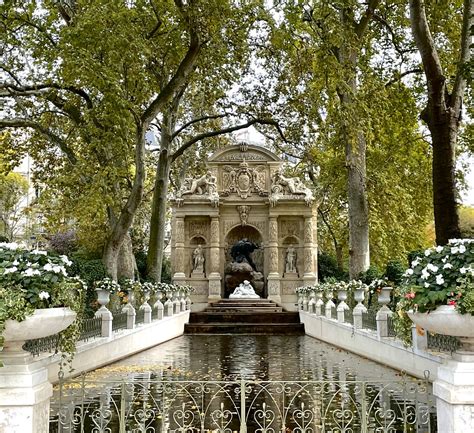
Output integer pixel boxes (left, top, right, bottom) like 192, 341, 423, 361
346, 127, 370, 278
338, 50, 370, 278
409, 0, 471, 244
117, 231, 138, 280
103, 129, 146, 280
147, 121, 173, 282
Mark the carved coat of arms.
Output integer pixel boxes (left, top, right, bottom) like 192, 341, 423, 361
221, 161, 267, 199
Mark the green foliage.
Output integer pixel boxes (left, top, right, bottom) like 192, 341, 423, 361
384, 261, 406, 285
456, 275, 474, 314
0, 243, 86, 366
69, 255, 107, 287
317, 252, 347, 282
161, 256, 172, 284
358, 266, 382, 285
401, 239, 474, 313
0, 172, 29, 240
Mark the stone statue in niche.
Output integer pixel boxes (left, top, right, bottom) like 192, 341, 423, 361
229, 280, 260, 299
230, 238, 260, 271
285, 245, 297, 274
269, 170, 313, 206
192, 244, 205, 273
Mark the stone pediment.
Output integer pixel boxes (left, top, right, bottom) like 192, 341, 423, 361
208, 143, 280, 163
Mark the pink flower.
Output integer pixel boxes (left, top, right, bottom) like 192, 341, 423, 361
448, 300, 456, 306
405, 292, 415, 299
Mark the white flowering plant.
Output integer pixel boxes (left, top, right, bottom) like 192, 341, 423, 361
0, 243, 86, 365
94, 277, 121, 294
400, 239, 474, 314
0, 242, 76, 308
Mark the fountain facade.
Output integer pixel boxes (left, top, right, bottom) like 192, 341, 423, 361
170, 144, 318, 310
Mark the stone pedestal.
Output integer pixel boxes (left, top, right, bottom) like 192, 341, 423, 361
0, 362, 52, 433
434, 356, 474, 433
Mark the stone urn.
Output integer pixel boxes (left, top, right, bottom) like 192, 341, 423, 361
95, 288, 112, 317
408, 305, 474, 352
2, 307, 77, 363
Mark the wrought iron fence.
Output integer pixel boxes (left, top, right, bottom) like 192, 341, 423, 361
344, 309, 353, 324
79, 317, 102, 342
49, 377, 436, 433
427, 332, 461, 354
136, 308, 145, 325
23, 333, 60, 356
362, 311, 377, 331
387, 315, 397, 337
112, 312, 128, 332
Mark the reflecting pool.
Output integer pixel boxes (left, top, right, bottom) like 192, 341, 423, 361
50, 335, 437, 432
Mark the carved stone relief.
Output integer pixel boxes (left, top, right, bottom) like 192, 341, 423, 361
269, 170, 314, 207
220, 161, 267, 198
282, 279, 300, 295
304, 248, 313, 273
281, 220, 300, 238
210, 219, 220, 243
269, 219, 278, 243
175, 219, 185, 243
188, 220, 208, 239
304, 219, 313, 243
237, 205, 251, 226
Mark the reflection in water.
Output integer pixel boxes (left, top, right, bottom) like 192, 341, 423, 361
104, 335, 409, 382
50, 336, 437, 432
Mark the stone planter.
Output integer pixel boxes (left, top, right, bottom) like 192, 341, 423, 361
96, 288, 111, 307
2, 307, 77, 362
408, 305, 474, 353
407, 305, 474, 337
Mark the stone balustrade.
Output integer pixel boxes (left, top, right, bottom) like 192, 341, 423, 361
297, 287, 394, 339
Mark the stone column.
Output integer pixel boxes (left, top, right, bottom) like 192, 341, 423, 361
208, 217, 221, 302
267, 217, 281, 303
172, 217, 186, 286
0, 360, 52, 433
303, 217, 317, 285
434, 353, 474, 433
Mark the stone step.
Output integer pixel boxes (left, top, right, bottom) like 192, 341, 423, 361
189, 312, 300, 324
184, 323, 305, 335
206, 307, 284, 313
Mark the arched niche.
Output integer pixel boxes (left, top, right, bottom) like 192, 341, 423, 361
189, 236, 207, 277
282, 235, 302, 277
224, 225, 263, 272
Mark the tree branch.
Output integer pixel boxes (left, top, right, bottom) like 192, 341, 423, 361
172, 112, 234, 139
409, 0, 445, 97
355, 0, 380, 39
385, 68, 423, 87
141, 0, 201, 128
171, 118, 284, 163
0, 118, 78, 165
452, 0, 473, 107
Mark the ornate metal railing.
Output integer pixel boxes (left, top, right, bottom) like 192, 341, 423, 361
387, 315, 397, 337
24, 334, 60, 356
49, 377, 435, 433
427, 332, 461, 354
362, 311, 377, 331
344, 309, 353, 324
112, 312, 128, 332
136, 308, 145, 325
78, 317, 102, 342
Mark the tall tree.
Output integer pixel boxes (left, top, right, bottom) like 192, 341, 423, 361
409, 0, 473, 244
0, 0, 221, 278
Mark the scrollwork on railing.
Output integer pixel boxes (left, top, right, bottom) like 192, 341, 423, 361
49, 378, 435, 433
